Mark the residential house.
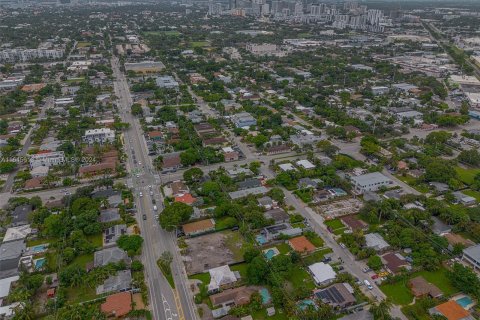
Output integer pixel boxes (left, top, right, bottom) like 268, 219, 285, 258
297, 178, 319, 189
207, 265, 238, 293
10, 204, 32, 227
232, 112, 257, 129
162, 154, 182, 173
408, 276, 443, 298
94, 246, 130, 267
210, 286, 256, 308
175, 193, 197, 205
462, 244, 480, 270
155, 76, 179, 89
381, 252, 410, 274
308, 262, 336, 285
266, 145, 290, 155
431, 217, 452, 236
289, 236, 316, 254
227, 167, 254, 178
257, 196, 276, 210
103, 224, 127, 247
313, 283, 356, 309
96, 270, 132, 295
453, 191, 477, 206
237, 178, 262, 190
263, 223, 302, 241
0, 240, 26, 278
99, 208, 121, 223
182, 219, 215, 237
79, 162, 116, 178
340, 216, 368, 232
171, 181, 189, 197
264, 208, 290, 224
428, 301, 475, 320
296, 160, 315, 169
229, 186, 268, 200
365, 233, 390, 252
3, 225, 31, 243
101, 292, 133, 318
30, 166, 49, 178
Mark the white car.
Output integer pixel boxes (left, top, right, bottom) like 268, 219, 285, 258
139, 192, 143, 197
153, 205, 158, 211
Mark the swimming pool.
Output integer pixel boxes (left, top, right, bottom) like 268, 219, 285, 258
32, 244, 48, 253
456, 296, 473, 308
34, 258, 46, 270
264, 249, 276, 260
298, 299, 316, 310
259, 288, 271, 304
256, 235, 267, 245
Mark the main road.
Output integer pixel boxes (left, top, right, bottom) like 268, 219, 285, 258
111, 57, 197, 320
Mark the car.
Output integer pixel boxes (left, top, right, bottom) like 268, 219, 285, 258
142, 214, 147, 220
338, 266, 344, 271
150, 191, 154, 196
378, 271, 389, 277
138, 161, 142, 165
362, 267, 371, 273
364, 280, 373, 290
152, 199, 156, 204
339, 243, 346, 249
371, 274, 379, 280
136, 174, 140, 178
139, 192, 143, 197
153, 205, 158, 211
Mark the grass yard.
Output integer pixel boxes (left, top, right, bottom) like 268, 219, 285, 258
287, 266, 316, 292
381, 267, 459, 306
324, 219, 344, 230
66, 286, 97, 304
251, 308, 289, 320
189, 272, 211, 285
87, 233, 103, 248
190, 41, 209, 48
144, 30, 181, 36
276, 242, 291, 255
215, 216, 238, 231
395, 175, 429, 193
26, 238, 53, 247
306, 233, 324, 247
414, 268, 458, 296
463, 189, 480, 202
72, 253, 93, 268
76, 41, 92, 48
224, 231, 247, 261
293, 189, 313, 203
402, 302, 433, 320
231, 263, 248, 279
455, 166, 480, 185
380, 280, 413, 305
302, 248, 333, 266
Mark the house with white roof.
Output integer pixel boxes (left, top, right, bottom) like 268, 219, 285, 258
208, 265, 238, 293
308, 262, 336, 285
296, 159, 315, 169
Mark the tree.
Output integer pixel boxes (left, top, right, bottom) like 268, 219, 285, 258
367, 255, 383, 271
458, 149, 480, 167
131, 260, 144, 272
0, 161, 16, 173
267, 188, 285, 205
448, 263, 480, 298
180, 149, 199, 166
370, 300, 393, 320
116, 235, 144, 256
316, 140, 339, 157
424, 158, 457, 183
183, 167, 203, 184
249, 161, 261, 174
246, 256, 269, 285
159, 202, 193, 231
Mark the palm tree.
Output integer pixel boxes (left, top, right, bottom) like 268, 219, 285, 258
370, 299, 393, 320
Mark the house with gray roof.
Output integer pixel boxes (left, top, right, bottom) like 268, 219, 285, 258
99, 208, 121, 223
229, 186, 268, 200
349, 172, 393, 194
94, 246, 130, 267
96, 270, 132, 295
365, 233, 390, 252
103, 224, 127, 247
10, 204, 32, 227
0, 240, 26, 278
462, 244, 480, 270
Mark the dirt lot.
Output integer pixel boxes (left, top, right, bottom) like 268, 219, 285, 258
315, 198, 364, 219
183, 231, 245, 275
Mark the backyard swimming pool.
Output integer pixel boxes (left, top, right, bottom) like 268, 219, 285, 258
34, 258, 46, 270
455, 296, 473, 309
256, 235, 267, 245
259, 288, 271, 304
263, 247, 280, 260
32, 244, 48, 253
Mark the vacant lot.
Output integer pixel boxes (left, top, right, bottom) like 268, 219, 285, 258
455, 166, 480, 185
184, 231, 246, 275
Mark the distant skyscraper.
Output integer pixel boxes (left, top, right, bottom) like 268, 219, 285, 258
294, 1, 303, 16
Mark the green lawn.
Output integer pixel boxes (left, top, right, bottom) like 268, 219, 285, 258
324, 219, 344, 230
144, 30, 181, 36
26, 238, 52, 247
287, 266, 316, 291
231, 263, 248, 279
293, 189, 313, 203
66, 286, 97, 304
224, 231, 247, 261
189, 272, 211, 285
463, 189, 480, 201
251, 308, 289, 320
381, 267, 459, 306
87, 233, 103, 248
76, 41, 92, 48
307, 234, 324, 247
455, 166, 480, 185
72, 253, 93, 268
380, 280, 413, 305
302, 248, 333, 266
395, 174, 429, 193
190, 41, 209, 48
414, 268, 458, 296
276, 243, 291, 255
215, 216, 238, 231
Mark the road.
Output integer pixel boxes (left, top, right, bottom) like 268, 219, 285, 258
112, 57, 197, 320
2, 97, 51, 193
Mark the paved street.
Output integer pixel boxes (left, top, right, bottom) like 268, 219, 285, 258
112, 57, 197, 320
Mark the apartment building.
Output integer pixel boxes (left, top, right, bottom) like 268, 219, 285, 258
29, 151, 66, 169
83, 128, 115, 145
